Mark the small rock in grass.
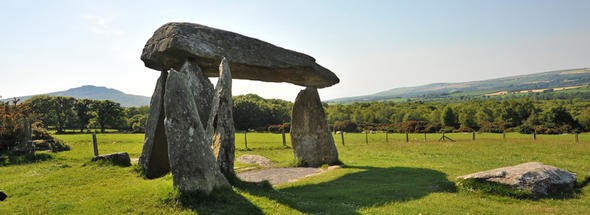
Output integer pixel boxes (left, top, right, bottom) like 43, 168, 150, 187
0, 191, 7, 201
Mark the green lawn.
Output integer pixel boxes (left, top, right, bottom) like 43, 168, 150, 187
1, 132, 589, 214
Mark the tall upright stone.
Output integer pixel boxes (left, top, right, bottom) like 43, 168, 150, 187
163, 61, 229, 194
139, 71, 170, 179
182, 61, 215, 128
290, 87, 339, 167
210, 58, 236, 179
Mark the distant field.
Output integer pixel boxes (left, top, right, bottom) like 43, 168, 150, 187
1, 132, 589, 214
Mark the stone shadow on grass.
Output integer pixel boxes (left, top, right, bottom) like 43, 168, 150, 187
171, 187, 264, 215
0, 153, 53, 166
235, 166, 456, 214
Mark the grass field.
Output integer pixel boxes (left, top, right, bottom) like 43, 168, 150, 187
1, 132, 590, 214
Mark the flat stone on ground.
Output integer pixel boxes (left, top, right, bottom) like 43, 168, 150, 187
237, 155, 273, 167
237, 166, 341, 185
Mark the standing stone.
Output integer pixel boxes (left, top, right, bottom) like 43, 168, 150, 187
210, 58, 236, 179
14, 119, 33, 155
182, 60, 215, 128
163, 63, 229, 194
139, 71, 170, 179
290, 87, 339, 167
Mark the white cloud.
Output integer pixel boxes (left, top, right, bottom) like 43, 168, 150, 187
83, 14, 123, 37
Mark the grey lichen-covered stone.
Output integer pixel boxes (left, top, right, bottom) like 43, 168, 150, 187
181, 60, 214, 128
290, 87, 339, 167
92, 152, 131, 167
139, 71, 170, 179
141, 22, 339, 88
210, 58, 236, 179
163, 65, 229, 194
458, 162, 577, 198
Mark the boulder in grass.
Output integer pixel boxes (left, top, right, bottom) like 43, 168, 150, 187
92, 152, 131, 167
457, 162, 577, 198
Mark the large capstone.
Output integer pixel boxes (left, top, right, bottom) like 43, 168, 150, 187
139, 71, 170, 179
210, 58, 236, 179
290, 87, 339, 167
163, 64, 229, 194
141, 22, 339, 88
457, 162, 577, 198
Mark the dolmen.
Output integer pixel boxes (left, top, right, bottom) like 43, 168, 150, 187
138, 22, 340, 194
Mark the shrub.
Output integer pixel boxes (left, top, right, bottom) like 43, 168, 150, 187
518, 124, 534, 134
0, 101, 34, 155
267, 124, 282, 133
424, 122, 442, 133
478, 122, 504, 133
333, 120, 359, 132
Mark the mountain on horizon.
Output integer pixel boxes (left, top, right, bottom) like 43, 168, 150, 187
328, 68, 590, 103
4, 85, 151, 107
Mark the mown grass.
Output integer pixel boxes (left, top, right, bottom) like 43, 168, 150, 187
1, 132, 589, 214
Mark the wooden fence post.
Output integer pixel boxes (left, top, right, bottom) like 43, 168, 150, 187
405, 131, 409, 143
244, 130, 248, 149
341, 132, 345, 146
92, 132, 99, 156
424, 132, 427, 142
281, 129, 286, 147
472, 131, 476, 141
365, 131, 368, 145
385, 131, 389, 143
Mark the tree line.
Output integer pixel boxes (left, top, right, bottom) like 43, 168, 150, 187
230, 94, 590, 134
3, 94, 590, 135
22, 95, 148, 133
326, 99, 590, 134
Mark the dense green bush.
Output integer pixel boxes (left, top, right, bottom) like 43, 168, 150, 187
333, 120, 359, 132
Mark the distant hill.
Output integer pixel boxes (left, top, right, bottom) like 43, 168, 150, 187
328, 68, 590, 103
3, 85, 151, 107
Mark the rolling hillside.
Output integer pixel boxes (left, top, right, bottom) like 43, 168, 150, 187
4, 85, 151, 107
329, 68, 590, 103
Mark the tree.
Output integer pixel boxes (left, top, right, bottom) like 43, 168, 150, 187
93, 100, 124, 133
540, 106, 578, 132
441, 106, 458, 128
74, 99, 93, 133
578, 107, 590, 131
128, 114, 147, 133
458, 108, 478, 131
25, 95, 57, 129
53, 96, 76, 133
232, 97, 265, 130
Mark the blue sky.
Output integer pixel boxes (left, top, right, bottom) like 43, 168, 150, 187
1, 0, 589, 101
